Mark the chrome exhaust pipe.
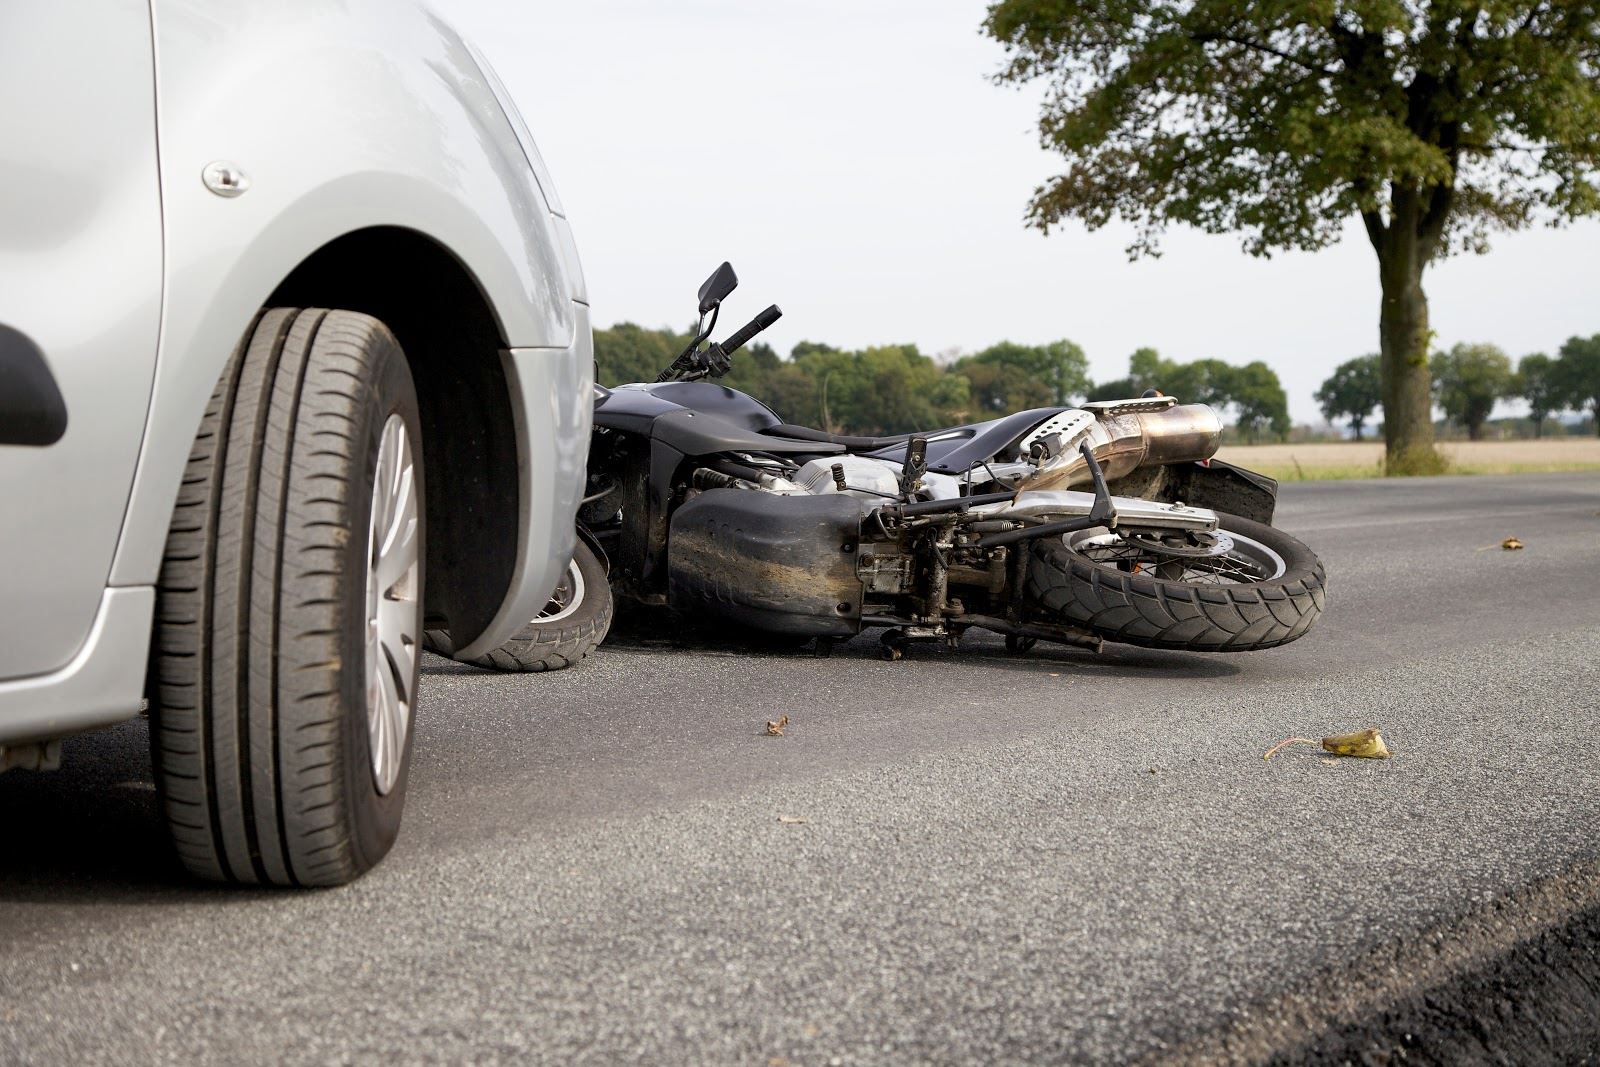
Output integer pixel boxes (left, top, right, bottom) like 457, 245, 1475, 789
1018, 400, 1223, 492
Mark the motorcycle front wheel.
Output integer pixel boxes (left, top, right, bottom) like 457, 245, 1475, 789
1026, 512, 1325, 652
423, 539, 613, 671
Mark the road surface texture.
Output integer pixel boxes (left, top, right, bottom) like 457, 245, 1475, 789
3, 473, 1597, 1064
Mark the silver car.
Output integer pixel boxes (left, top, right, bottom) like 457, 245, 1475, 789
0, 0, 592, 885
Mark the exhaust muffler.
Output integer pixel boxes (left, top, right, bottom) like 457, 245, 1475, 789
1018, 398, 1223, 492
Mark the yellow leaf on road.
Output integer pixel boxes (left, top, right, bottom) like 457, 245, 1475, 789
1321, 728, 1392, 759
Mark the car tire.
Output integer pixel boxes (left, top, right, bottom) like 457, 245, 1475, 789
150, 308, 425, 886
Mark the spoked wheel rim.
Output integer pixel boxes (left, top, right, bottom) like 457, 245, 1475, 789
364, 413, 420, 796
535, 559, 586, 624
1064, 526, 1287, 585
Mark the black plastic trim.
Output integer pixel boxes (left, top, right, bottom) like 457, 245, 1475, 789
0, 323, 68, 446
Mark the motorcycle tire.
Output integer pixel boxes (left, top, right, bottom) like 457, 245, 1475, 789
423, 540, 612, 671
1026, 512, 1325, 652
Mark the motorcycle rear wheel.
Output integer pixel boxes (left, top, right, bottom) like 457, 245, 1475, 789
1026, 512, 1325, 652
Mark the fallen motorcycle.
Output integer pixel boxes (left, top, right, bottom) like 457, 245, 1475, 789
438, 262, 1325, 667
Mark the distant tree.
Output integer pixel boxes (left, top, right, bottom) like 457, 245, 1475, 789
593, 322, 688, 386
1314, 355, 1383, 440
1556, 334, 1600, 436
1119, 348, 1236, 408
1432, 343, 1515, 440
1092, 349, 1290, 440
1514, 353, 1563, 438
954, 339, 1091, 408
1229, 361, 1293, 443
958, 359, 1055, 413
1085, 377, 1138, 403
789, 340, 840, 362
790, 343, 967, 435
985, 1, 1600, 473
761, 365, 821, 425
1163, 358, 1235, 409
1127, 348, 1164, 393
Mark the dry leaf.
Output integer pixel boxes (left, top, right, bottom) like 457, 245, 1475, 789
766, 715, 789, 736
1501, 537, 1523, 551
777, 814, 808, 825
1322, 727, 1392, 759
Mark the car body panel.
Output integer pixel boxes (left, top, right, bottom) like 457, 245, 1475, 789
0, 0, 164, 677
111, 0, 577, 590
1, 0, 589, 737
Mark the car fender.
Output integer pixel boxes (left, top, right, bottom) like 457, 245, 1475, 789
110, 0, 587, 654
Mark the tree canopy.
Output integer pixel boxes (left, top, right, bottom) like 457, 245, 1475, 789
1432, 342, 1515, 439
1314, 355, 1384, 439
1556, 333, 1600, 434
984, 0, 1600, 470
952, 340, 1091, 410
1514, 352, 1563, 436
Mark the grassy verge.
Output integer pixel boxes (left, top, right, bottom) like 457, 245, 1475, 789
1215, 440, 1600, 482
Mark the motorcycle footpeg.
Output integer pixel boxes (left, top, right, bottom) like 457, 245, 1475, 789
1080, 442, 1118, 527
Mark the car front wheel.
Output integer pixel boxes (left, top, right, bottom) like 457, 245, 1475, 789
150, 308, 424, 886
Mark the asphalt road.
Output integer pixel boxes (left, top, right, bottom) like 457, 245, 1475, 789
3, 472, 1598, 1064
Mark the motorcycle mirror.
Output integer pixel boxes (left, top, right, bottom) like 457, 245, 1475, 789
697, 261, 738, 314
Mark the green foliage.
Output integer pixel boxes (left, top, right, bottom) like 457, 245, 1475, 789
1230, 361, 1294, 443
1515, 352, 1563, 436
1314, 355, 1384, 439
952, 340, 1091, 410
1432, 342, 1516, 439
1556, 334, 1600, 434
1108, 348, 1292, 441
983, 0, 1600, 258
593, 322, 690, 386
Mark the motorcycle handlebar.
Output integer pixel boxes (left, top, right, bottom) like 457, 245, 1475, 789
720, 304, 782, 356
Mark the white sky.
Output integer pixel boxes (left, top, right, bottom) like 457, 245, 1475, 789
440, 0, 1600, 424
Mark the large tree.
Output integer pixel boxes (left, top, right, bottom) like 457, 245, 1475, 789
1315, 354, 1383, 439
1433, 342, 1515, 439
984, 1, 1600, 473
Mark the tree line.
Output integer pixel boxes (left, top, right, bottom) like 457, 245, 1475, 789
1316, 335, 1600, 440
595, 324, 1292, 440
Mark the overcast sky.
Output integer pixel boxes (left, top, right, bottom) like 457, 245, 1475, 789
440, 0, 1599, 424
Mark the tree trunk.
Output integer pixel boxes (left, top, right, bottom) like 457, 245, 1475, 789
1351, 420, 1363, 441
1377, 239, 1437, 472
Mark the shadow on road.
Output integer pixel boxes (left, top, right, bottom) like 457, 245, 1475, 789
0, 721, 255, 906
588, 623, 1245, 682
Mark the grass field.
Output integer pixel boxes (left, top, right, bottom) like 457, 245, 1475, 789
1213, 438, 1600, 481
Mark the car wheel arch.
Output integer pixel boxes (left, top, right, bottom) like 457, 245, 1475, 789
267, 225, 525, 647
